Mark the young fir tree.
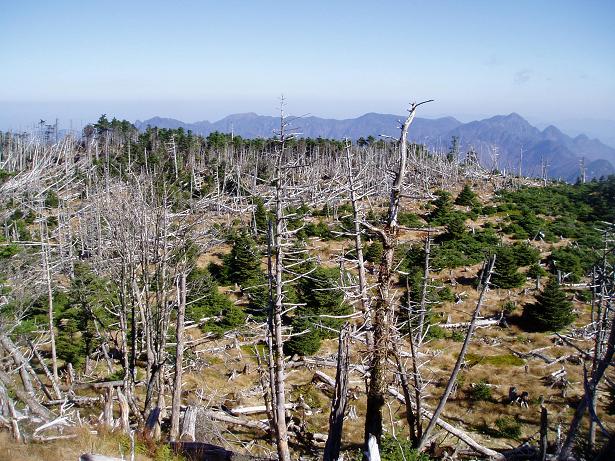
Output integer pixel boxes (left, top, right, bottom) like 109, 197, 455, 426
455, 183, 479, 207
523, 277, 574, 331
491, 245, 525, 289
429, 190, 455, 225
445, 213, 466, 240
225, 232, 262, 285
186, 267, 245, 334
285, 266, 349, 356
253, 196, 269, 235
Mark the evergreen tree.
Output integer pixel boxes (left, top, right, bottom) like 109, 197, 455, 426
186, 267, 245, 335
491, 246, 525, 289
285, 266, 349, 356
364, 240, 384, 263
225, 232, 262, 285
523, 278, 574, 331
455, 183, 478, 207
253, 196, 269, 235
429, 190, 454, 225
445, 213, 466, 240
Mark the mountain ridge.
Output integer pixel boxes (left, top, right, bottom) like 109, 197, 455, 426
134, 112, 615, 181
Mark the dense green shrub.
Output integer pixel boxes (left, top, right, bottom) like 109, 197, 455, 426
470, 380, 492, 401
522, 278, 575, 331
491, 245, 525, 289
186, 268, 245, 335
494, 417, 522, 439
378, 435, 433, 461
548, 246, 596, 283
364, 240, 384, 263
45, 190, 60, 208
527, 263, 548, 280
397, 211, 424, 228
455, 183, 479, 207
285, 266, 350, 356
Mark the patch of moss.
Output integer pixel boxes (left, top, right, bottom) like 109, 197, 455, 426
291, 383, 323, 409
466, 353, 524, 367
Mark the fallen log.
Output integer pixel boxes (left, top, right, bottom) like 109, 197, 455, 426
440, 317, 503, 329
387, 387, 505, 460
228, 403, 293, 416
312, 370, 336, 389
202, 410, 269, 432
169, 441, 274, 461
0, 369, 53, 420
44, 396, 103, 406
72, 380, 124, 390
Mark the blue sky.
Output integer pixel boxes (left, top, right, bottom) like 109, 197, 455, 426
1, 0, 614, 132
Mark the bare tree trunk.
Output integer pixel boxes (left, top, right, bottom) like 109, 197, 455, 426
364, 100, 431, 449
40, 220, 58, 382
323, 324, 351, 461
268, 106, 291, 461
559, 306, 615, 460
418, 255, 495, 450
539, 406, 548, 461
344, 143, 368, 315
416, 232, 431, 344
170, 272, 187, 441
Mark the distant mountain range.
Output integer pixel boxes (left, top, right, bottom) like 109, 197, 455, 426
135, 112, 615, 182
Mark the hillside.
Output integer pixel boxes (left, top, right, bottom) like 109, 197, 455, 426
0, 121, 614, 461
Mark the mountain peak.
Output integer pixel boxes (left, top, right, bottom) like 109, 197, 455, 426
504, 112, 524, 121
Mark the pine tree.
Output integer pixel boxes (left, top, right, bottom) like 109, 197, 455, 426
253, 196, 269, 235
455, 183, 478, 207
445, 214, 466, 240
285, 266, 349, 356
523, 278, 574, 331
429, 190, 454, 225
225, 232, 262, 285
491, 246, 525, 289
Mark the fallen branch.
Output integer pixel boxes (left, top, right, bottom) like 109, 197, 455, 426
388, 388, 505, 460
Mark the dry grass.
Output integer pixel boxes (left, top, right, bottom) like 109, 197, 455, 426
0, 429, 155, 461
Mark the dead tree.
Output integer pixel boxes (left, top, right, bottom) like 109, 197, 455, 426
363, 100, 433, 449
267, 101, 293, 461
323, 323, 351, 461
417, 255, 496, 450
170, 271, 187, 441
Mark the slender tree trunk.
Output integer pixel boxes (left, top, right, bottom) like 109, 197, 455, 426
323, 324, 351, 461
416, 232, 431, 345
344, 143, 368, 315
268, 109, 291, 461
40, 220, 58, 382
170, 272, 187, 441
418, 255, 496, 450
364, 101, 431, 450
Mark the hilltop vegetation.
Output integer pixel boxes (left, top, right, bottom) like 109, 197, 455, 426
0, 114, 614, 461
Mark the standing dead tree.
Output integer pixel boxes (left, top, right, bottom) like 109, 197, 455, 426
267, 102, 294, 461
323, 323, 351, 461
363, 100, 433, 450
558, 223, 614, 460
417, 255, 495, 449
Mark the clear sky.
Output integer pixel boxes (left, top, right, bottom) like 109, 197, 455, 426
1, 0, 614, 131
